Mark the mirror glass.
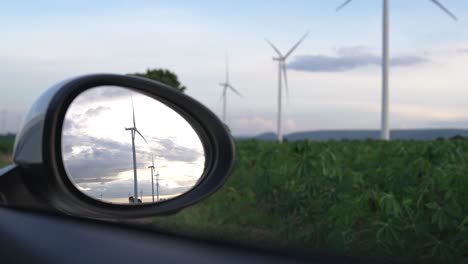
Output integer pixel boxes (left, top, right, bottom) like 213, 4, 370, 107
61, 86, 205, 205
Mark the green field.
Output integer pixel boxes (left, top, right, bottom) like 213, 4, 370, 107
153, 139, 468, 263
0, 136, 467, 262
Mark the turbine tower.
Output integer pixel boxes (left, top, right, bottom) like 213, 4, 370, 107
219, 55, 242, 123
336, 0, 457, 141
265, 31, 309, 143
125, 96, 148, 204
148, 154, 155, 203
155, 167, 160, 201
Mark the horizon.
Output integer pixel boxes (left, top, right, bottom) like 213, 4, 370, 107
5, 127, 468, 139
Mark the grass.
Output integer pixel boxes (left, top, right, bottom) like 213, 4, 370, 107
153, 139, 468, 263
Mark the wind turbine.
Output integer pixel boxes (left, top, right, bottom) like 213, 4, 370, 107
155, 167, 160, 201
148, 154, 155, 203
265, 31, 309, 143
336, 0, 457, 140
125, 96, 148, 204
219, 55, 242, 123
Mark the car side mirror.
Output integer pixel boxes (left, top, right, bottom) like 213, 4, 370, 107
0, 74, 235, 219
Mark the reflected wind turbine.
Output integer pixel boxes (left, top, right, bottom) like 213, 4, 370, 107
265, 31, 309, 143
148, 154, 156, 202
155, 167, 160, 201
219, 55, 242, 123
125, 96, 148, 204
336, 0, 457, 140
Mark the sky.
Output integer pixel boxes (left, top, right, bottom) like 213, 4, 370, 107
2, 0, 468, 136
62, 86, 205, 204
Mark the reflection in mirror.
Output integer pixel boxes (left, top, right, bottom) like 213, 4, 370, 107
61, 86, 205, 205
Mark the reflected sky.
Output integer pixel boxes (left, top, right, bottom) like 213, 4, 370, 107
61, 86, 205, 204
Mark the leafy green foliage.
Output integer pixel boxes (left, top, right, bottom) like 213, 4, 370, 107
130, 68, 186, 92
0, 135, 466, 262
154, 139, 468, 263
0, 136, 14, 154
0, 136, 14, 167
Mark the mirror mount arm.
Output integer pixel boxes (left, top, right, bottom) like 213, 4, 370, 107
0, 165, 51, 212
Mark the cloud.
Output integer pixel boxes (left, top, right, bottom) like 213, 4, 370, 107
62, 134, 142, 184
85, 106, 111, 117
147, 136, 204, 163
456, 48, 468, 54
73, 86, 133, 105
62, 132, 204, 184
79, 180, 194, 199
288, 46, 427, 72
230, 116, 298, 135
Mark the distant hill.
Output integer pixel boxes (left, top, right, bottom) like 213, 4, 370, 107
236, 129, 468, 141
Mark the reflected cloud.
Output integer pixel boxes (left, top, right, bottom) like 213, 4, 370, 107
62, 134, 138, 184
148, 136, 203, 163
85, 106, 111, 117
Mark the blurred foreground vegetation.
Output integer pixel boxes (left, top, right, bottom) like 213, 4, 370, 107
0, 136, 14, 167
154, 139, 468, 263
1, 135, 467, 262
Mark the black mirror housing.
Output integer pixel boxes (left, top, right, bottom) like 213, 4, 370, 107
0, 74, 235, 219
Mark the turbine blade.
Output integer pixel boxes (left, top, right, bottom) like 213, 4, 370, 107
219, 86, 226, 102
336, 0, 353, 12
265, 38, 283, 57
135, 129, 148, 144
225, 54, 230, 83
429, 0, 458, 21
282, 62, 289, 101
284, 31, 309, 59
228, 85, 242, 97
152, 154, 154, 167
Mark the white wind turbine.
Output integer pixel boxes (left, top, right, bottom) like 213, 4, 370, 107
219, 56, 242, 123
148, 154, 156, 203
265, 31, 309, 143
125, 97, 148, 204
336, 0, 457, 141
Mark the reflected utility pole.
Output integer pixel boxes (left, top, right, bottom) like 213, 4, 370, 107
148, 154, 155, 203
155, 168, 160, 202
